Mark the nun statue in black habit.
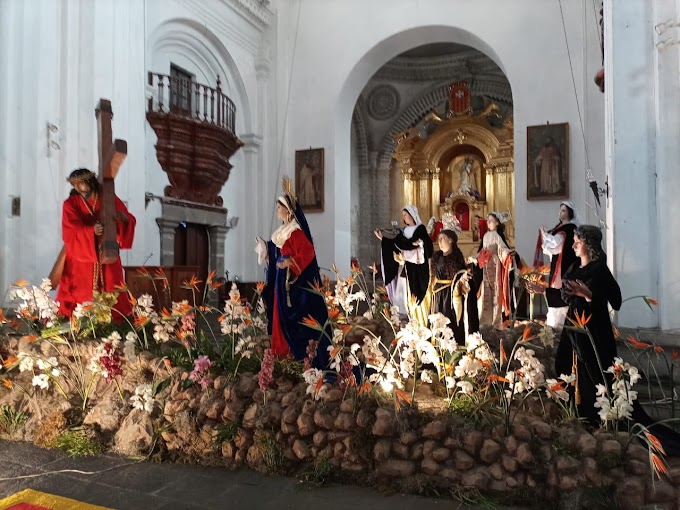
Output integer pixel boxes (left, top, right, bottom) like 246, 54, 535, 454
557, 225, 680, 455
375, 205, 433, 326
429, 229, 470, 343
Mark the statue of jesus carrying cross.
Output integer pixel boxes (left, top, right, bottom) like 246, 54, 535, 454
51, 99, 136, 320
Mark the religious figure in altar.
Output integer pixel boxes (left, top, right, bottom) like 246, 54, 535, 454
458, 156, 477, 194
55, 169, 136, 319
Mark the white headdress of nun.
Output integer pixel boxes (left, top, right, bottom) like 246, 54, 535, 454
560, 201, 580, 225
402, 205, 422, 239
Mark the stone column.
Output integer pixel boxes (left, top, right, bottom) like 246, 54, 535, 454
357, 159, 373, 265
652, 0, 680, 331
208, 224, 230, 283
431, 167, 441, 218
604, 0, 658, 328
156, 218, 179, 266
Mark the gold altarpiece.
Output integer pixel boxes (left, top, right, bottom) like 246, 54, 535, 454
392, 107, 515, 257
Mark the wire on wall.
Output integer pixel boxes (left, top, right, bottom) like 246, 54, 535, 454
558, 0, 607, 230
269, 0, 303, 234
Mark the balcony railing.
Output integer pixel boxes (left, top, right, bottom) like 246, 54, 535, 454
147, 72, 236, 135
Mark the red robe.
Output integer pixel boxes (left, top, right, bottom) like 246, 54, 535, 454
56, 193, 136, 320
270, 228, 316, 357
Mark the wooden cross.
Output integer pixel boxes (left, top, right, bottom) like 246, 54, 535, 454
95, 99, 128, 264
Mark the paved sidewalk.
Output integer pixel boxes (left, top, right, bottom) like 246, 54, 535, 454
0, 440, 528, 510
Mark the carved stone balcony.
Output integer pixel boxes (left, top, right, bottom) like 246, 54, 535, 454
146, 72, 243, 207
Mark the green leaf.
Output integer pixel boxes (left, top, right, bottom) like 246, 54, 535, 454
152, 378, 171, 397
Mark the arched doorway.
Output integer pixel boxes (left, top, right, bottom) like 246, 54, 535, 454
346, 41, 513, 265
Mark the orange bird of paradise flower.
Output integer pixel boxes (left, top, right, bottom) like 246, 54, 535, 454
3, 356, 18, 368
566, 310, 591, 329
651, 452, 669, 478
133, 316, 150, 328
487, 374, 511, 384
301, 315, 322, 330
644, 429, 666, 455
183, 275, 203, 292
626, 336, 651, 350
522, 325, 532, 342
394, 389, 411, 410
359, 380, 371, 396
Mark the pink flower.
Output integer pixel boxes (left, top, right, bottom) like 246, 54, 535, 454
258, 349, 275, 392
198, 375, 213, 390
189, 355, 214, 390
181, 312, 196, 333
304, 340, 318, 372
193, 355, 213, 373
99, 342, 123, 382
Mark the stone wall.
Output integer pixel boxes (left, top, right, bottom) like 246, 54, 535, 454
1, 337, 679, 510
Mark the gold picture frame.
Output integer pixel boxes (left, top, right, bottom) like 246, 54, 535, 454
527, 123, 569, 200
295, 148, 324, 213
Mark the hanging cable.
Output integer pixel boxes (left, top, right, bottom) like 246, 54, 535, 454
269, 0, 303, 234
557, 0, 606, 228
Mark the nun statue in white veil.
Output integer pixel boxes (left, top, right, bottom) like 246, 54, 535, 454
533, 201, 579, 329
374, 205, 434, 326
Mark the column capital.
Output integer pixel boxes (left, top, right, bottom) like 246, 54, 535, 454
156, 218, 180, 231
239, 133, 263, 154
208, 224, 231, 236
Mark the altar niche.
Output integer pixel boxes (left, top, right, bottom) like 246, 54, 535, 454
392, 103, 515, 258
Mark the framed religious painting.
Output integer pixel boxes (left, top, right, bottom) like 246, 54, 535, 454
295, 147, 324, 213
526, 123, 569, 200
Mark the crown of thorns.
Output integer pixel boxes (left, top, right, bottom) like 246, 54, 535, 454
67, 170, 96, 184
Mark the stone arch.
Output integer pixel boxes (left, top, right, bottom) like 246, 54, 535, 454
334, 25, 513, 272
147, 18, 253, 134
352, 106, 370, 170
377, 75, 512, 165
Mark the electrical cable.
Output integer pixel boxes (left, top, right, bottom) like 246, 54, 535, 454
269, 0, 303, 235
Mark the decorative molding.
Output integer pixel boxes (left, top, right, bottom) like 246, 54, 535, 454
147, 18, 254, 134
225, 0, 274, 29
375, 77, 512, 164
240, 132, 263, 149
175, 0, 268, 54
352, 107, 370, 169
146, 111, 243, 207
367, 84, 400, 120
374, 52, 503, 82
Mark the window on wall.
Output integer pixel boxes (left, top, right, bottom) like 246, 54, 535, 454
170, 64, 194, 116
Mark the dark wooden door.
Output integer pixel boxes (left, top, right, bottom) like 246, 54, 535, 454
174, 222, 209, 301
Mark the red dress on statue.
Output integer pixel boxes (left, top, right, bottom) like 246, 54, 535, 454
56, 193, 136, 320
270, 229, 316, 357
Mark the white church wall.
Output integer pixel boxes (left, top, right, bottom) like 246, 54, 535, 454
604, 0, 680, 332
274, 0, 603, 283
145, 0, 270, 282
605, 0, 661, 330
653, 0, 680, 332
0, 0, 146, 298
